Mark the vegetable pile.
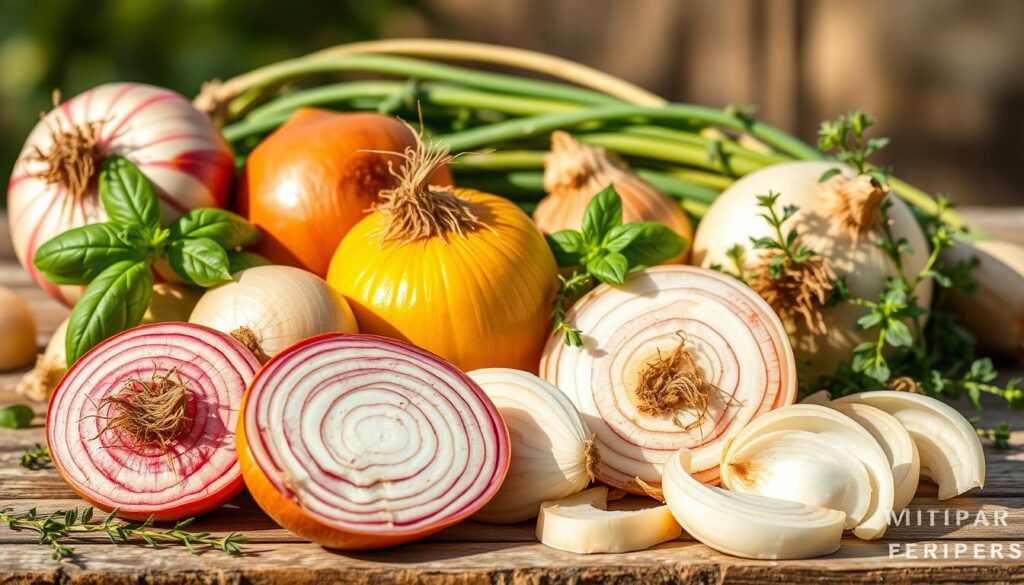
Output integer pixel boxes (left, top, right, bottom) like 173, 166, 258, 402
1, 39, 1018, 562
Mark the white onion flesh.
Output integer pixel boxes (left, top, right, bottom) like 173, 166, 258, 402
468, 368, 594, 523
541, 265, 796, 491
243, 334, 509, 535
662, 449, 845, 560
46, 322, 259, 519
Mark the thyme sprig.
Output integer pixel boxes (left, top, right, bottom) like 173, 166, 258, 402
0, 506, 246, 560
552, 271, 593, 347
18, 443, 51, 470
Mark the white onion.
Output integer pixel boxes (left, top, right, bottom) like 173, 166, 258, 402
468, 368, 596, 523
541, 265, 797, 491
8, 83, 234, 305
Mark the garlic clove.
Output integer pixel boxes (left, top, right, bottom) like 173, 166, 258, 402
663, 449, 845, 560
720, 404, 894, 540
721, 429, 872, 529
832, 391, 984, 500
536, 487, 682, 554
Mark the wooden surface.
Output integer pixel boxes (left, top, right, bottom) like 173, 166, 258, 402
2, 212, 1024, 584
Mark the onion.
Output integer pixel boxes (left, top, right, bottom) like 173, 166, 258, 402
8, 83, 234, 305
467, 368, 597, 523
18, 284, 200, 402
238, 333, 510, 550
188, 265, 358, 363
46, 322, 259, 521
692, 161, 932, 382
540, 265, 797, 492
0, 285, 36, 372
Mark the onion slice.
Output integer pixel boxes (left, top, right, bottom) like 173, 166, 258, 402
541, 266, 796, 491
46, 322, 259, 521
238, 333, 510, 549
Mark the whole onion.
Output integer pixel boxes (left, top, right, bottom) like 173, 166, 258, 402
8, 83, 234, 305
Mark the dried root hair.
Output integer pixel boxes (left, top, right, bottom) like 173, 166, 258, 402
825, 174, 890, 238
24, 90, 108, 198
749, 251, 836, 336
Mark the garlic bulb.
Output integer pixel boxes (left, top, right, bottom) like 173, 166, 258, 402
692, 161, 932, 382
942, 238, 1024, 359
832, 391, 985, 500
188, 265, 358, 363
720, 404, 895, 540
468, 368, 597, 523
538, 131, 692, 261
662, 449, 845, 559
0, 286, 36, 372
536, 487, 681, 554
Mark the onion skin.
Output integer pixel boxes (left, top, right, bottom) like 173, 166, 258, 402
692, 161, 932, 382
238, 109, 453, 276
46, 322, 258, 521
0, 286, 36, 371
8, 83, 234, 306
238, 333, 510, 550
327, 189, 557, 373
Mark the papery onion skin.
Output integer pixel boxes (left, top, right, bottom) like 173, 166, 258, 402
8, 83, 234, 306
0, 285, 36, 371
46, 322, 259, 521
238, 333, 510, 550
541, 265, 797, 492
239, 109, 453, 276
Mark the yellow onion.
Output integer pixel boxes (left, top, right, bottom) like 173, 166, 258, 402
0, 286, 36, 372
692, 161, 932, 382
537, 131, 692, 262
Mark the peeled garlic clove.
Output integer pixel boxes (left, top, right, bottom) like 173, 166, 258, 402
832, 391, 984, 500
536, 486, 682, 554
828, 401, 920, 512
722, 429, 871, 529
468, 368, 597, 523
721, 404, 894, 540
663, 449, 845, 560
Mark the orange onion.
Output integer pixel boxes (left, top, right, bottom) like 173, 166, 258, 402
238, 333, 510, 549
541, 265, 796, 492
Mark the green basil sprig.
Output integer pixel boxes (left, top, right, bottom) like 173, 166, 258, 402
546, 185, 688, 346
33, 156, 267, 368
0, 404, 35, 429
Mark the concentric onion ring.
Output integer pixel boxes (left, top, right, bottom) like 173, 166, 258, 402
46, 322, 259, 521
541, 265, 796, 491
238, 333, 510, 550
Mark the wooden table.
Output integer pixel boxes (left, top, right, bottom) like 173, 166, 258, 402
2, 211, 1023, 584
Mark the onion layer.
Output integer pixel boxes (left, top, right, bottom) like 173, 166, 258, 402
46, 323, 259, 521
541, 265, 796, 491
238, 333, 510, 550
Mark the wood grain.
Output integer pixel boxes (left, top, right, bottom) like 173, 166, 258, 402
1, 211, 1023, 583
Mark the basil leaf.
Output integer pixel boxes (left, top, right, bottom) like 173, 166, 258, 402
586, 252, 629, 285
33, 224, 148, 285
168, 238, 232, 287
169, 209, 261, 249
581, 185, 622, 246
611, 222, 687, 271
227, 251, 271, 274
545, 230, 585, 267
99, 156, 161, 237
0, 404, 35, 429
65, 260, 154, 367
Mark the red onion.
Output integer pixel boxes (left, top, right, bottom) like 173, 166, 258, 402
237, 333, 510, 550
46, 322, 259, 521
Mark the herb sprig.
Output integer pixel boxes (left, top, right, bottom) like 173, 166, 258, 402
547, 185, 688, 346
18, 443, 51, 470
32, 156, 268, 367
0, 506, 246, 560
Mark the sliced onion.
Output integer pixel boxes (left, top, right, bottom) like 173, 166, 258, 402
238, 333, 510, 550
46, 322, 259, 521
541, 266, 796, 491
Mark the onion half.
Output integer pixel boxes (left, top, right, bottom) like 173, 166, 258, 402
541, 265, 796, 491
238, 334, 510, 550
46, 322, 259, 520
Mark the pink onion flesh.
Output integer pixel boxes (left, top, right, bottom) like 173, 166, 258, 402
46, 322, 258, 520
541, 265, 797, 491
8, 82, 234, 305
243, 334, 510, 535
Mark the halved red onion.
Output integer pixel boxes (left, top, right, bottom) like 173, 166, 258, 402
238, 333, 510, 550
541, 265, 796, 492
46, 322, 259, 521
